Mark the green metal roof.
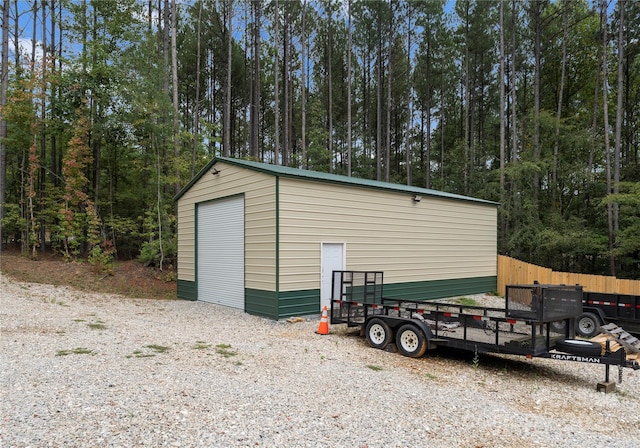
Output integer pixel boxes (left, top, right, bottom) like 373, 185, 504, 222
175, 156, 499, 206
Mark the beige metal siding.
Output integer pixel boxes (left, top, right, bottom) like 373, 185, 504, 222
177, 163, 276, 291
278, 178, 496, 291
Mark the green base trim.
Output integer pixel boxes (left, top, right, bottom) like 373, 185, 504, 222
246, 288, 278, 319
278, 289, 320, 318
177, 279, 197, 301
191, 277, 495, 318
383, 276, 497, 301
246, 288, 320, 320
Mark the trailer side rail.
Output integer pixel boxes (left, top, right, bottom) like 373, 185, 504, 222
331, 296, 568, 356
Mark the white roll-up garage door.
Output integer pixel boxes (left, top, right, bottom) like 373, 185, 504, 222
197, 196, 245, 309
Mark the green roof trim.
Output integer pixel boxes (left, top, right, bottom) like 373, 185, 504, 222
175, 156, 499, 206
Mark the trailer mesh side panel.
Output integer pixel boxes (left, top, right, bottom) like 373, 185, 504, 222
506, 284, 583, 322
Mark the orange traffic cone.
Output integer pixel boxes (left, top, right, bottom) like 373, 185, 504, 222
316, 306, 329, 335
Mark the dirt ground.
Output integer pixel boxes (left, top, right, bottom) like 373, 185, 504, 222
0, 249, 176, 300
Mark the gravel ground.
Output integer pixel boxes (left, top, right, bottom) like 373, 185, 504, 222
1, 273, 639, 448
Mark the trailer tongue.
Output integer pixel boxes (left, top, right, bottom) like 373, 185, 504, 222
329, 271, 639, 392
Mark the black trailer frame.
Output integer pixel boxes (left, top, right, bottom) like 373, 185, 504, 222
329, 271, 639, 382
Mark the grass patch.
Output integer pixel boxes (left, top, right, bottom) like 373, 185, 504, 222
425, 373, 438, 380
128, 353, 155, 358
146, 344, 170, 353
454, 297, 481, 307
87, 322, 107, 330
215, 343, 237, 357
126, 346, 168, 358
367, 365, 383, 371
56, 347, 94, 356
193, 341, 211, 350
126, 349, 155, 359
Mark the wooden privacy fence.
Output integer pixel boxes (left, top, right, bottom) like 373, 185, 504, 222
497, 255, 640, 297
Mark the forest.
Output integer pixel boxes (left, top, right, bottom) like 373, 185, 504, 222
0, 0, 638, 280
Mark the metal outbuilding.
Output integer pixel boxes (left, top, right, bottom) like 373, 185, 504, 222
175, 157, 498, 319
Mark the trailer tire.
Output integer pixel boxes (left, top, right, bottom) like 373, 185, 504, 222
555, 339, 602, 357
365, 318, 393, 350
576, 313, 601, 338
395, 324, 427, 358
550, 321, 566, 333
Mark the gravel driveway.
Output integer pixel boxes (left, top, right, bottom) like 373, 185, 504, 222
1, 273, 639, 447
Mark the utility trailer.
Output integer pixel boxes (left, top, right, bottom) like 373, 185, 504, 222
577, 291, 640, 337
329, 271, 639, 388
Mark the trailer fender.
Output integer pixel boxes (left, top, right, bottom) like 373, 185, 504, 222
555, 339, 603, 357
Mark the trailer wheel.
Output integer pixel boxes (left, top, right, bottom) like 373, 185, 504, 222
555, 339, 602, 357
550, 321, 566, 333
395, 324, 427, 358
576, 313, 600, 338
365, 318, 393, 350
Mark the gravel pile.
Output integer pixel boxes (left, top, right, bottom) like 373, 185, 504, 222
1, 273, 639, 448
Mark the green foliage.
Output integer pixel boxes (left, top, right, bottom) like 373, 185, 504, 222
0, 204, 26, 245
88, 242, 115, 275
1, 0, 639, 281
139, 236, 177, 269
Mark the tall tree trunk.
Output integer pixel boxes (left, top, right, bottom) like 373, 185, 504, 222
223, 0, 233, 157
250, 0, 260, 159
50, 0, 59, 187
385, 4, 392, 183
300, 0, 307, 168
347, 0, 352, 177
510, 0, 520, 241
589, 7, 602, 179
510, 0, 518, 164
376, 3, 382, 181
553, 2, 568, 210
0, 0, 8, 251
192, 0, 202, 177
613, 0, 624, 234
499, 0, 505, 193
171, 0, 179, 193
405, 3, 412, 186
91, 8, 100, 221
282, 6, 289, 166
424, 37, 431, 189
601, 1, 615, 276
32, 0, 38, 66
273, 0, 279, 164
440, 75, 445, 181
499, 0, 506, 244
532, 1, 543, 204
327, 8, 333, 171
39, 0, 47, 252
243, 2, 250, 157
163, 0, 170, 96
463, 0, 470, 192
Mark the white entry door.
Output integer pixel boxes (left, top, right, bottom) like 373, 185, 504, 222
321, 243, 345, 311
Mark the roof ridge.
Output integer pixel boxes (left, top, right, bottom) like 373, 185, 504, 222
175, 156, 499, 207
